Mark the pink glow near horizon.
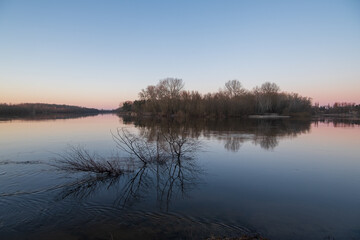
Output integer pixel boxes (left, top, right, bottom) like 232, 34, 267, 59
2, 86, 359, 110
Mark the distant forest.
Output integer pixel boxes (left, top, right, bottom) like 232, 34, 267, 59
0, 103, 101, 117
120, 78, 313, 118
313, 102, 360, 116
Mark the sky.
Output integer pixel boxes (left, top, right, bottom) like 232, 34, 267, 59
0, 0, 359, 109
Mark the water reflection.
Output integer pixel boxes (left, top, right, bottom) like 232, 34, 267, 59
314, 118, 360, 128
56, 128, 203, 211
123, 117, 312, 151
57, 174, 121, 201
55, 118, 312, 208
1, 115, 360, 239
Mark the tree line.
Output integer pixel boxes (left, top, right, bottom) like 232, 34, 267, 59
0, 103, 101, 117
313, 102, 360, 115
120, 78, 312, 118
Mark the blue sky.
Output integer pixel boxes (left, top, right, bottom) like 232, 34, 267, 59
0, 0, 359, 109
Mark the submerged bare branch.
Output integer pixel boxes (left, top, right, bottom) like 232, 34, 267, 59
54, 146, 131, 176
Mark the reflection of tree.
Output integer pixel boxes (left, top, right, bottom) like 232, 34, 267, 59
56, 128, 202, 210
58, 174, 121, 200
223, 135, 247, 152
123, 117, 311, 151
155, 147, 201, 211
252, 135, 279, 150
315, 118, 360, 128
115, 166, 151, 207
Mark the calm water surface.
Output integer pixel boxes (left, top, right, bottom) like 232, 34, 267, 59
0, 115, 359, 240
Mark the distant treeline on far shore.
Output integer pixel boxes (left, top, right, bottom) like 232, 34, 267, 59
120, 78, 314, 118
313, 102, 360, 116
0, 103, 113, 117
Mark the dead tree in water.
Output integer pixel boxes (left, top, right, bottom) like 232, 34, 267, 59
55, 146, 127, 176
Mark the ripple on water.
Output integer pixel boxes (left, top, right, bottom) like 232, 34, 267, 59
0, 197, 259, 239
69, 203, 256, 237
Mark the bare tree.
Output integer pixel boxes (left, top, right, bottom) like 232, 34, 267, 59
260, 82, 280, 94
224, 79, 245, 97
254, 82, 280, 113
157, 78, 184, 99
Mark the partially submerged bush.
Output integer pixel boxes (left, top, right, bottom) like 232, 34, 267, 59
55, 128, 201, 177
55, 146, 130, 176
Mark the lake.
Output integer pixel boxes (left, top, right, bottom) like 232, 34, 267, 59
0, 114, 359, 240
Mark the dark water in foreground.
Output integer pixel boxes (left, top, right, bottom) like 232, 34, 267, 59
0, 115, 359, 240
